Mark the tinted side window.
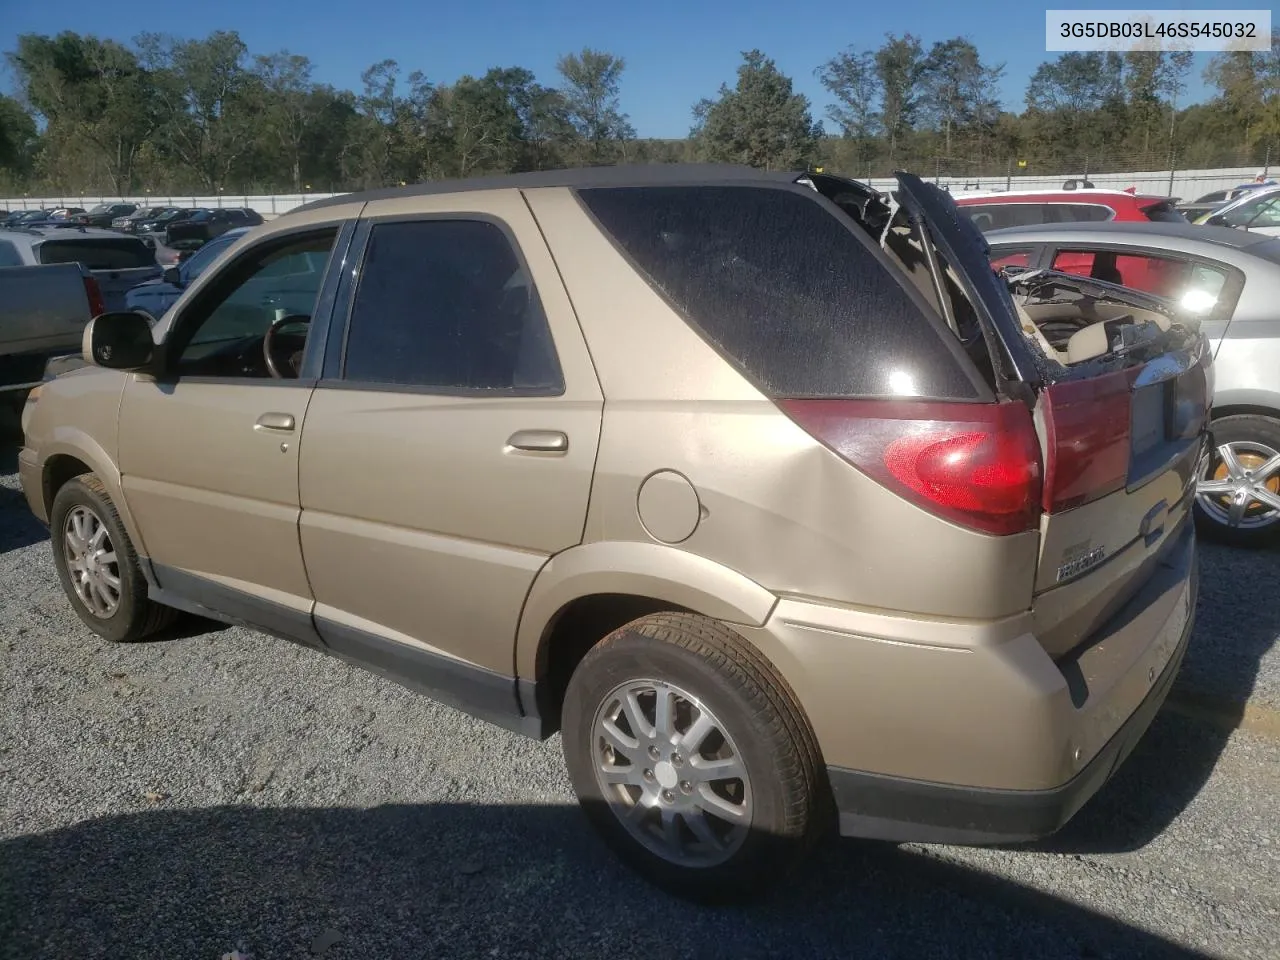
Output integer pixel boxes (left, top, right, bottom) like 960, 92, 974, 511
578, 185, 980, 400
343, 219, 564, 393
962, 203, 1051, 230
1059, 204, 1113, 222
37, 238, 154, 269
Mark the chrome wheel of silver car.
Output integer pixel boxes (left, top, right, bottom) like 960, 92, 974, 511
591, 678, 752, 868
63, 505, 122, 618
1196, 440, 1280, 531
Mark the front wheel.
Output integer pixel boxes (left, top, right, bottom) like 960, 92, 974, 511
561, 612, 830, 903
1194, 415, 1280, 548
49, 474, 177, 642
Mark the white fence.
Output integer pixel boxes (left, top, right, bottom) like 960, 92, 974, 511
1, 165, 1273, 213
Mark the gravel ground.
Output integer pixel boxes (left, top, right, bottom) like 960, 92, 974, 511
1, 426, 1278, 960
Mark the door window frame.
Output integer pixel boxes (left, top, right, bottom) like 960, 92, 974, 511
1042, 242, 1245, 326
153, 219, 356, 387
318, 211, 567, 398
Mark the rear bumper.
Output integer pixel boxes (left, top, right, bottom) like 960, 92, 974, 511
737, 514, 1197, 841
826, 576, 1193, 844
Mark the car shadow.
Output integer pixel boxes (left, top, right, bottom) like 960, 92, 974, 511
0, 802, 1217, 960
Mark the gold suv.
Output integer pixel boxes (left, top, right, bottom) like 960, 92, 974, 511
19, 167, 1208, 901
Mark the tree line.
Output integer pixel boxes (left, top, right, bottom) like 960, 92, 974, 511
1, 29, 1277, 197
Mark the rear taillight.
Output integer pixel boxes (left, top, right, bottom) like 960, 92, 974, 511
1038, 370, 1133, 512
777, 399, 1043, 535
84, 275, 106, 318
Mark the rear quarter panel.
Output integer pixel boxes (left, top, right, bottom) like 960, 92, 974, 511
522, 186, 1040, 623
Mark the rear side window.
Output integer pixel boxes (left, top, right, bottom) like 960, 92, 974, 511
342, 219, 564, 393
577, 185, 981, 400
37, 238, 154, 270
1057, 204, 1112, 222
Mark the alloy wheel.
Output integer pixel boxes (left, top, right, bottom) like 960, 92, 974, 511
590, 679, 752, 868
1196, 441, 1280, 530
63, 505, 122, 618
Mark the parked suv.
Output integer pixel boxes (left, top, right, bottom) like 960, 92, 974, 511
18, 166, 1207, 901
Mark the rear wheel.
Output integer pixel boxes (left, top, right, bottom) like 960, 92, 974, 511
1195, 414, 1280, 547
561, 612, 830, 903
49, 475, 177, 642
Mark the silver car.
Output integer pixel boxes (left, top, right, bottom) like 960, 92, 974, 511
986, 220, 1280, 546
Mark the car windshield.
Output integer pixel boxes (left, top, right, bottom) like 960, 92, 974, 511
87, 204, 112, 214
156, 210, 187, 222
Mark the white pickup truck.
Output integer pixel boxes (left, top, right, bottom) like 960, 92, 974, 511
0, 261, 97, 412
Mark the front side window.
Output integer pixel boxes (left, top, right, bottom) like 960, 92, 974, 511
169, 229, 337, 379
341, 219, 564, 393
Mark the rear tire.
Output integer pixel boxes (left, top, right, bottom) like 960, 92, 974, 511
49, 474, 177, 642
561, 612, 830, 903
1194, 414, 1280, 548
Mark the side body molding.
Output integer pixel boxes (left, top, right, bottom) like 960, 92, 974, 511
514, 540, 779, 679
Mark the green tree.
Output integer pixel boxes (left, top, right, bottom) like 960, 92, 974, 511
920, 38, 1003, 161
692, 50, 818, 170
137, 30, 257, 191
253, 52, 318, 191
556, 48, 635, 163
8, 32, 158, 192
0, 94, 39, 178
873, 34, 926, 164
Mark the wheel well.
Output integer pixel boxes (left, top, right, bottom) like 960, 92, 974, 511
43, 455, 92, 512
535, 593, 691, 734
1211, 404, 1280, 423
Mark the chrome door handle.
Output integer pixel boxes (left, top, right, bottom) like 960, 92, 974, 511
506, 430, 568, 453
255, 412, 296, 432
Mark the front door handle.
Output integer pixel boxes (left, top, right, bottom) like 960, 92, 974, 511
506, 430, 568, 453
255, 412, 296, 432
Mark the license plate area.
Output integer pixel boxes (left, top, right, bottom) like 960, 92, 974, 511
1128, 356, 1207, 491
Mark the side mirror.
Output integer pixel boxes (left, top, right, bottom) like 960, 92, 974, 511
162, 265, 182, 285
1204, 214, 1227, 227
82, 311, 155, 370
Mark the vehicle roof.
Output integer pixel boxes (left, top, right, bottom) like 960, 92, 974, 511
953, 189, 1164, 203
984, 220, 1280, 255
293, 163, 806, 214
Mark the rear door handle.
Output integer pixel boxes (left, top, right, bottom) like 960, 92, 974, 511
255, 412, 296, 432
506, 430, 568, 453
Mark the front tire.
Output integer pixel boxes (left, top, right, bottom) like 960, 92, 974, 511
561, 612, 830, 903
49, 474, 177, 642
1194, 414, 1280, 548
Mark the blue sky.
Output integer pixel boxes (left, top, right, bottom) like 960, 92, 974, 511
0, 0, 1233, 138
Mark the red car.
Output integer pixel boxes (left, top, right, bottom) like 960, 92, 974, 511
956, 188, 1187, 288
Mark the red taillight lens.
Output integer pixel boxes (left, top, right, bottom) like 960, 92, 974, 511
84, 275, 106, 318
1038, 370, 1133, 512
778, 399, 1043, 535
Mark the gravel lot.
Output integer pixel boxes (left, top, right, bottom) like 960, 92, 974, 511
1, 420, 1278, 960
